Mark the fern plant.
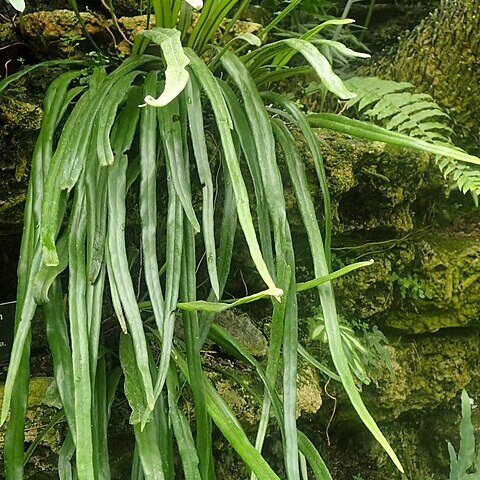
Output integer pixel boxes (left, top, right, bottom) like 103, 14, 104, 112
448, 390, 480, 480
2, 1, 480, 479
344, 76, 480, 199
0, 2, 406, 479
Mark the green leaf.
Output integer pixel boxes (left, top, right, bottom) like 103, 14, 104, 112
458, 390, 476, 475
185, 48, 282, 300
140, 29, 190, 107
309, 113, 480, 166
273, 117, 404, 474
172, 350, 281, 480
177, 287, 281, 312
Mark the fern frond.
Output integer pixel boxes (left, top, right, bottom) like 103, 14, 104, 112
437, 157, 480, 199
345, 76, 479, 197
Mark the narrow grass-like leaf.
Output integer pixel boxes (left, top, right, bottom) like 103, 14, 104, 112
296, 260, 374, 292
23, 409, 65, 467
186, 48, 281, 299
297, 344, 340, 381
308, 113, 480, 166
177, 287, 283, 312
273, 118, 404, 473
166, 366, 202, 480
172, 349, 281, 480
297, 432, 333, 480
282, 261, 301, 480
198, 165, 237, 344
67, 177, 95, 480
181, 219, 214, 480
158, 98, 201, 233
458, 390, 475, 475
120, 335, 165, 480
43, 279, 76, 436
92, 357, 112, 479
106, 152, 155, 409
0, 59, 87, 95
144, 154, 184, 426
185, 75, 220, 298
4, 347, 30, 480
219, 80, 274, 275
139, 72, 165, 333
262, 92, 332, 265
32, 233, 69, 303
96, 72, 140, 166
58, 435, 75, 480
188, 0, 238, 51
140, 29, 190, 107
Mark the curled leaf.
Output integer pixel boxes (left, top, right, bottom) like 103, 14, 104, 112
140, 28, 190, 107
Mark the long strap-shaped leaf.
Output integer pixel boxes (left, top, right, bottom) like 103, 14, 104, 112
158, 98, 201, 232
106, 151, 155, 410
185, 48, 281, 299
166, 366, 202, 480
198, 164, 238, 344
43, 279, 76, 437
67, 178, 95, 480
219, 80, 275, 276
139, 72, 165, 334
219, 50, 300, 480
308, 113, 480, 166
143, 106, 187, 425
272, 118, 404, 473
120, 335, 166, 480
181, 219, 215, 480
1, 71, 82, 439
262, 92, 332, 267
185, 75, 220, 298
172, 349, 281, 480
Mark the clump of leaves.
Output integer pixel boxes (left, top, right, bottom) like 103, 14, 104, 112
2, 0, 480, 478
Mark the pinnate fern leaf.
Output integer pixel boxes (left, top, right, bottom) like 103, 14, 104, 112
345, 76, 480, 198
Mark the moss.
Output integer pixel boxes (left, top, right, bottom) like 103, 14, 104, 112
20, 10, 111, 56
0, 96, 43, 226
384, 231, 480, 333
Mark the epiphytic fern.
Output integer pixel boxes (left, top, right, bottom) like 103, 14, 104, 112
344, 76, 480, 200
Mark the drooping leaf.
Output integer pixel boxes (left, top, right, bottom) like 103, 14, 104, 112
140, 29, 190, 107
